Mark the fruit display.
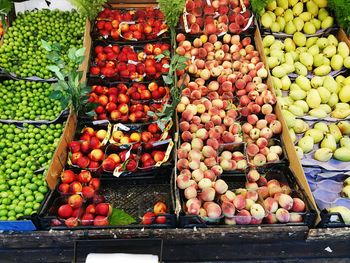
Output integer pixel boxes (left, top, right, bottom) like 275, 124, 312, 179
89, 42, 170, 80
259, 0, 334, 35
278, 75, 350, 120
0, 9, 86, 79
68, 126, 111, 170
0, 123, 64, 221
89, 83, 170, 122
175, 30, 295, 225
291, 120, 350, 168
141, 201, 168, 225
110, 122, 172, 145
94, 7, 168, 41
48, 169, 112, 227
263, 34, 350, 80
179, 0, 253, 35
0, 79, 63, 121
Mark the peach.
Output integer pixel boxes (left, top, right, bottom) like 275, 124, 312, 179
259, 127, 272, 140
265, 213, 278, 224
195, 59, 205, 69
232, 151, 244, 161
182, 109, 194, 122
278, 194, 294, 211
204, 170, 216, 181
256, 137, 268, 149
181, 131, 193, 142
202, 145, 217, 158
177, 149, 188, 159
270, 146, 283, 156
253, 153, 267, 166
180, 121, 190, 132
270, 120, 282, 134
225, 217, 236, 225
235, 210, 251, 225
220, 151, 232, 160
208, 80, 219, 91
247, 143, 259, 157
181, 142, 192, 152
256, 120, 268, 130
257, 176, 268, 187
264, 197, 278, 213
211, 165, 223, 176
185, 186, 198, 199
199, 162, 208, 171
289, 213, 303, 223
187, 202, 201, 215
181, 96, 190, 105
189, 124, 199, 133
206, 138, 219, 150
257, 186, 269, 199
242, 123, 253, 134
191, 138, 204, 151
267, 152, 279, 162
268, 185, 283, 198
229, 123, 241, 134
199, 208, 207, 217
259, 147, 270, 156
214, 179, 228, 194
200, 113, 210, 124
204, 157, 217, 168
244, 198, 255, 210
249, 128, 260, 140
250, 203, 265, 220
222, 201, 235, 218
233, 195, 246, 210
200, 68, 211, 80
237, 159, 248, 170
262, 104, 273, 115
188, 150, 202, 161
200, 187, 216, 202
276, 208, 290, 223
246, 190, 258, 202
247, 169, 260, 183
265, 114, 277, 124
177, 158, 189, 171
176, 33, 186, 42
176, 173, 192, 189
182, 40, 192, 51
198, 178, 213, 189
245, 182, 259, 191
196, 128, 209, 140
196, 104, 206, 114
222, 131, 235, 143
189, 159, 201, 170
192, 169, 204, 182
292, 198, 306, 212
206, 203, 222, 219
180, 169, 192, 177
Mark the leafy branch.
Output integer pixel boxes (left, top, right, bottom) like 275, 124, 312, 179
328, 0, 350, 35
148, 51, 189, 131
67, 0, 107, 21
41, 40, 95, 117
251, 0, 273, 17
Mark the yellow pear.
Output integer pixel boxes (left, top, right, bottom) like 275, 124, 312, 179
306, 89, 321, 109
314, 148, 333, 162
328, 123, 342, 142
339, 85, 350, 103
320, 134, 337, 151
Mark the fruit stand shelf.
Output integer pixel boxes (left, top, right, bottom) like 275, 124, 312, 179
1, 228, 350, 262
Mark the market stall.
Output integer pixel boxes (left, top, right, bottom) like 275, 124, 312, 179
0, 0, 350, 262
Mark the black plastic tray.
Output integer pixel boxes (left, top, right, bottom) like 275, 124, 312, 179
39, 173, 176, 230
177, 166, 316, 228
318, 209, 350, 228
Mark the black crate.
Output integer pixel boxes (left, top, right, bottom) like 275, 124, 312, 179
38, 172, 176, 230
177, 166, 317, 228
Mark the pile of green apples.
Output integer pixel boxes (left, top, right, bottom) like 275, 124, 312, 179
290, 120, 350, 162
263, 34, 350, 78
0, 9, 85, 79
0, 123, 63, 220
0, 80, 63, 121
260, 0, 334, 34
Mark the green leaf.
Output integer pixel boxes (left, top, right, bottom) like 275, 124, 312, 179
56, 71, 65, 81
178, 56, 189, 63
155, 54, 165, 60
162, 50, 170, 57
162, 63, 170, 69
85, 110, 96, 117
51, 42, 61, 52
177, 63, 188, 70
41, 39, 51, 51
147, 111, 156, 117
109, 208, 136, 226
47, 65, 60, 73
49, 90, 62, 100
163, 75, 173, 85
60, 96, 70, 109
68, 48, 77, 61
75, 47, 86, 58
